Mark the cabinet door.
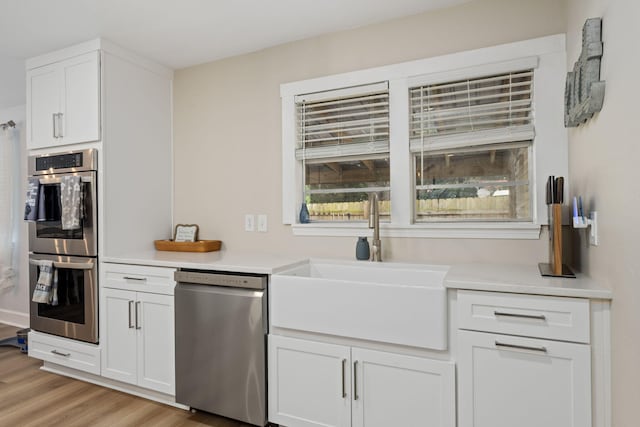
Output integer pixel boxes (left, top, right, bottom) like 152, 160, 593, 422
351, 347, 455, 427
101, 287, 137, 385
27, 63, 60, 149
136, 292, 175, 395
60, 51, 100, 144
268, 335, 351, 427
457, 330, 591, 427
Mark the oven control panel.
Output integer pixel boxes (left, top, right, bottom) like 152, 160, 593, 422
36, 153, 83, 171
29, 149, 97, 176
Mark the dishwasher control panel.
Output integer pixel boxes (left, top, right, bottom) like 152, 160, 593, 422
174, 270, 266, 290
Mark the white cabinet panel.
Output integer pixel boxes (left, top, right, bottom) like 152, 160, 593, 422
26, 51, 100, 149
268, 335, 455, 427
101, 264, 176, 395
269, 335, 351, 427
27, 64, 60, 149
352, 348, 455, 427
101, 287, 137, 384
28, 330, 101, 375
458, 330, 591, 427
458, 290, 590, 343
137, 292, 174, 394
61, 52, 100, 144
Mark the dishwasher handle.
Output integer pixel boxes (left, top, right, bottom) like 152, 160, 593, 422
174, 270, 266, 290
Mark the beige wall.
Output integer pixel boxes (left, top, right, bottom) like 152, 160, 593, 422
566, 0, 639, 425
173, 0, 567, 264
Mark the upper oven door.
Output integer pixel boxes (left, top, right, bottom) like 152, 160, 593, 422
29, 170, 97, 256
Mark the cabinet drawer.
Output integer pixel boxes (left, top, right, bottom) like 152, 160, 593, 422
457, 290, 590, 343
28, 331, 101, 375
102, 263, 176, 295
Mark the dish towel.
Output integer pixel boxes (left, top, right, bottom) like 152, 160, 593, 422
24, 177, 40, 221
32, 261, 54, 303
60, 175, 82, 230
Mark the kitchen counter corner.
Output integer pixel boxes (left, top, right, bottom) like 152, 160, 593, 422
102, 250, 308, 275
445, 263, 612, 299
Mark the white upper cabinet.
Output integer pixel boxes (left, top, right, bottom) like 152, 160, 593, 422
27, 51, 100, 149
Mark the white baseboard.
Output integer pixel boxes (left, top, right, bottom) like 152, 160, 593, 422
41, 361, 187, 410
0, 309, 29, 328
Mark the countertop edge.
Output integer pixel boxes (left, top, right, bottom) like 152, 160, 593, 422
444, 280, 612, 299
101, 254, 309, 275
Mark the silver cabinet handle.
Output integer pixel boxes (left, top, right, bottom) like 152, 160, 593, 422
353, 360, 358, 400
495, 341, 547, 353
128, 301, 134, 328
52, 113, 57, 138
57, 113, 63, 137
51, 349, 70, 357
135, 301, 141, 329
123, 276, 147, 282
494, 311, 546, 321
341, 359, 347, 398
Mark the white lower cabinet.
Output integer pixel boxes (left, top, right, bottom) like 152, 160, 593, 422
268, 335, 455, 427
456, 290, 593, 427
101, 287, 175, 395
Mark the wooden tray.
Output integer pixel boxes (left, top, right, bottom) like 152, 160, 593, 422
154, 240, 221, 252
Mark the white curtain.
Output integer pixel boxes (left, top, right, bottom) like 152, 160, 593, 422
0, 125, 17, 291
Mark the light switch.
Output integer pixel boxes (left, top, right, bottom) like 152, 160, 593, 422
245, 214, 255, 232
258, 214, 268, 232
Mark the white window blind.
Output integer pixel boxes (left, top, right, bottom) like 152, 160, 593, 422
295, 82, 389, 161
409, 70, 534, 152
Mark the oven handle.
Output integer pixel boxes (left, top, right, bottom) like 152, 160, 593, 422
38, 176, 93, 184
30, 259, 94, 270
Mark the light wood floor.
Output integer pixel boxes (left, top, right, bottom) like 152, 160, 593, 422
0, 324, 251, 427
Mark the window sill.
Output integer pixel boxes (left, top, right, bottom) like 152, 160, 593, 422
291, 222, 541, 239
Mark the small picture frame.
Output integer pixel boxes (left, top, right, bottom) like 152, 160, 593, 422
174, 224, 199, 242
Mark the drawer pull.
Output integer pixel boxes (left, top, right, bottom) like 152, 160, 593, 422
341, 359, 347, 398
51, 349, 71, 357
128, 301, 135, 328
123, 276, 147, 282
495, 341, 547, 353
353, 361, 358, 400
494, 311, 546, 321
135, 301, 141, 329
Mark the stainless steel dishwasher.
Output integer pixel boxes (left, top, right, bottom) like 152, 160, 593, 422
174, 270, 268, 426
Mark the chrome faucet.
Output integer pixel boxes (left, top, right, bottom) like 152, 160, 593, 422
368, 193, 382, 262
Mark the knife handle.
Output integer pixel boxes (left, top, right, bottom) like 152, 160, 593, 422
555, 177, 564, 204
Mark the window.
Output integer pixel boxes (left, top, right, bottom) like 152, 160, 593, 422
410, 70, 534, 222
296, 83, 390, 222
281, 35, 568, 238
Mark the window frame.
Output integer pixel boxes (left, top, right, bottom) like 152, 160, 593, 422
281, 34, 568, 239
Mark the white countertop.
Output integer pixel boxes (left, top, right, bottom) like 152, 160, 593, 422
102, 252, 612, 299
102, 250, 307, 275
445, 263, 612, 299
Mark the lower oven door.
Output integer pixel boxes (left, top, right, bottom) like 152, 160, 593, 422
29, 253, 98, 344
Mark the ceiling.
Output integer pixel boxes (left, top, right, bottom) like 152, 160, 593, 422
0, 0, 470, 110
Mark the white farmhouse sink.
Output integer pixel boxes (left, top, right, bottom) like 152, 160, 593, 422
271, 259, 449, 350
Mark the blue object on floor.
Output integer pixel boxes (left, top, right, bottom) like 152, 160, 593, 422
0, 328, 29, 353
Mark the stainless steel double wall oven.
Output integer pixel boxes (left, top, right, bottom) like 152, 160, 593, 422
28, 149, 99, 343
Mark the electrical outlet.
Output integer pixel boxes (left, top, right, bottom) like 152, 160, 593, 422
589, 211, 599, 246
244, 214, 255, 232
257, 214, 268, 232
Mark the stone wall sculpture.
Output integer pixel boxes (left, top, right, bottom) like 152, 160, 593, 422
564, 18, 606, 127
